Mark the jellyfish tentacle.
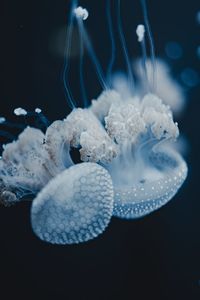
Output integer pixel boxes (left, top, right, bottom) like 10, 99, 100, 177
136, 24, 149, 93
106, 0, 116, 83
31, 163, 114, 244
0, 130, 16, 142
0, 127, 51, 204
90, 89, 122, 122
44, 120, 74, 176
64, 108, 118, 164
117, 0, 134, 90
2, 121, 25, 130
63, 0, 77, 109
74, 7, 108, 91
134, 59, 185, 114
78, 19, 88, 107
26, 111, 50, 129
100, 92, 187, 218
140, 0, 156, 91
0, 1, 188, 244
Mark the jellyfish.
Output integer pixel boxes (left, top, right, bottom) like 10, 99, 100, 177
134, 59, 186, 115
31, 163, 114, 244
0, 0, 188, 244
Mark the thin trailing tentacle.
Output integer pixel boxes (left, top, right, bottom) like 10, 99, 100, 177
106, 0, 116, 83
141, 37, 149, 92
28, 111, 50, 127
136, 24, 149, 92
77, 18, 88, 107
117, 0, 134, 89
3, 121, 25, 130
0, 130, 16, 142
75, 9, 108, 91
63, 0, 77, 109
140, 0, 156, 91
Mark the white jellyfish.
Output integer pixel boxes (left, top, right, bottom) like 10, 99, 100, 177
90, 91, 187, 218
31, 163, 113, 244
0, 1, 188, 244
134, 58, 186, 115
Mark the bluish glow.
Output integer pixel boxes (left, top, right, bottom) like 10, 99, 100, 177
196, 11, 200, 24
0, 1, 188, 245
106, 0, 116, 82
197, 46, 200, 59
165, 42, 183, 60
180, 68, 199, 87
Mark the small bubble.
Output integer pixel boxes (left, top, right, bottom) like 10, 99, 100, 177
180, 68, 200, 87
0, 117, 6, 124
165, 42, 183, 60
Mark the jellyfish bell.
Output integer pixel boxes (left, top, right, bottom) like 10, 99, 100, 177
89, 91, 188, 219
109, 145, 187, 219
31, 163, 114, 244
112, 150, 187, 219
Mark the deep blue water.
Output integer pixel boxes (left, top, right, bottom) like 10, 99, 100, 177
0, 1, 200, 299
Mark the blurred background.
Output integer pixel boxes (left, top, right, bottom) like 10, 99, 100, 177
0, 0, 200, 299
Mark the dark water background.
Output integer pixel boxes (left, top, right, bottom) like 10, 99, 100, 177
0, 0, 200, 299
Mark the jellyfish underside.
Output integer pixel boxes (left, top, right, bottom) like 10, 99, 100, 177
0, 1, 188, 244
108, 147, 187, 218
